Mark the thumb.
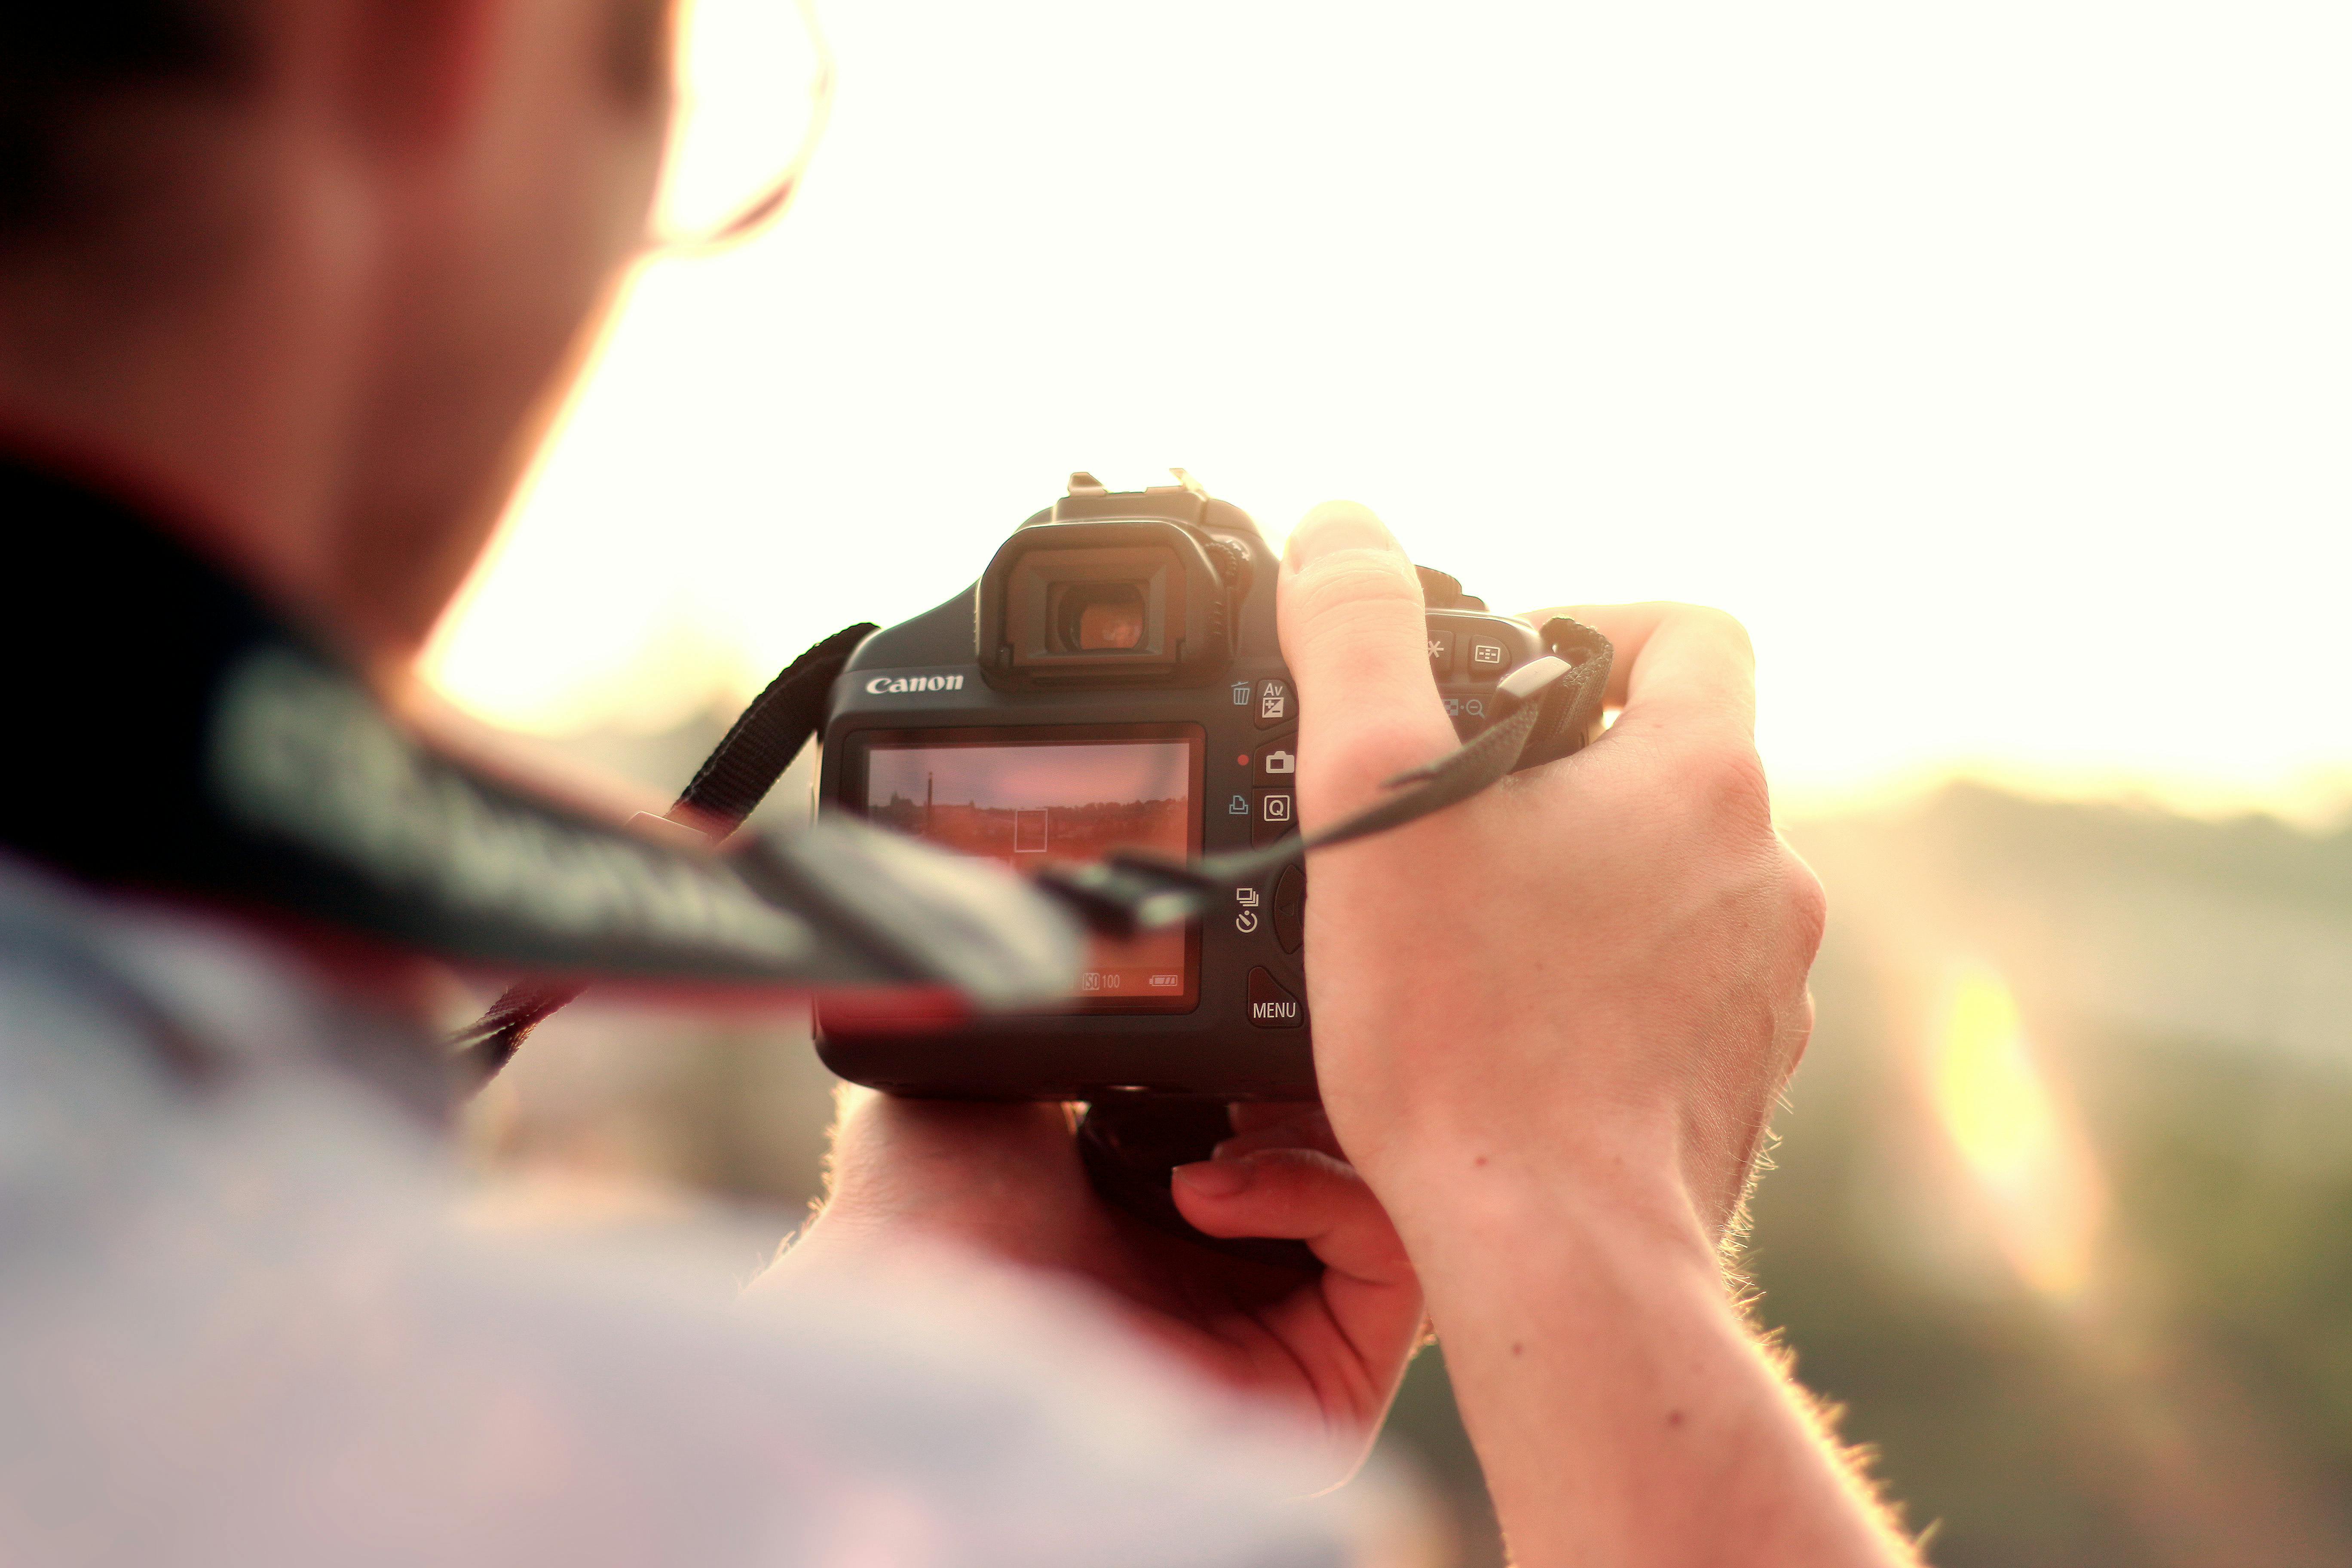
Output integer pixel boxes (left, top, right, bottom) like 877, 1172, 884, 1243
1277, 502, 1456, 826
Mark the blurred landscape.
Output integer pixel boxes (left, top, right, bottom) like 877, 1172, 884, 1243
468, 711, 2352, 1568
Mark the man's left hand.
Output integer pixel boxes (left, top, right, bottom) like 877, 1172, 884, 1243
763, 1090, 1423, 1486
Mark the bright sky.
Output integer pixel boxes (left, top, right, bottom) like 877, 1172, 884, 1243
426, 0, 2352, 819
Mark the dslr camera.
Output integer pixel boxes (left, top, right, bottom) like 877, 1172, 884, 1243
814, 472, 1604, 1109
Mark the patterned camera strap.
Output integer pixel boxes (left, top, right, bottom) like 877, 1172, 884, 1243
0, 455, 1085, 1087
460, 609, 1611, 1078
458, 603, 1613, 1081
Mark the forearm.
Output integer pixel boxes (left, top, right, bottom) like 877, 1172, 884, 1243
1388, 1154, 1917, 1568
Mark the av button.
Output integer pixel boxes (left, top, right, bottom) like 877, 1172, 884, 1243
1253, 678, 1293, 729
1247, 967, 1304, 1028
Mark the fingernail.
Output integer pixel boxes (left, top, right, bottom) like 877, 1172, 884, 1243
1283, 500, 1395, 569
1213, 1115, 1321, 1162
1173, 1158, 1253, 1198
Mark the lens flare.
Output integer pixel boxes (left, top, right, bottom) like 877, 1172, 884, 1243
1929, 965, 2106, 1301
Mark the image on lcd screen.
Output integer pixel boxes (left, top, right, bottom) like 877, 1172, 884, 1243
864, 738, 1197, 1008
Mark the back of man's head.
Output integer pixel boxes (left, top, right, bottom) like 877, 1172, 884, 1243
2, 4, 252, 244
0, 0, 674, 660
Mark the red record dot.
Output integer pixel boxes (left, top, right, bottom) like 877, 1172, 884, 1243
1236, 753, 1250, 767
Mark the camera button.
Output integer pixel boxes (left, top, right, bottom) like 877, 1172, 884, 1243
1247, 967, 1304, 1029
1426, 628, 1457, 678
1466, 637, 1510, 677
1272, 864, 1306, 954
1254, 736, 1298, 785
1254, 678, 1293, 728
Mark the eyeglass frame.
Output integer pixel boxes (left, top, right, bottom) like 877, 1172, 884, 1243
646, 0, 836, 254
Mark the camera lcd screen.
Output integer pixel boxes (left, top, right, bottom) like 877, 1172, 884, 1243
856, 727, 1203, 1011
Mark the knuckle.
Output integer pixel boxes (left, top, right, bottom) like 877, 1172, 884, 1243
1781, 850, 1829, 955
1688, 739, 1774, 833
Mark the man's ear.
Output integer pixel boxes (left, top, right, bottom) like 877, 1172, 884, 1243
334, 0, 502, 158
601, 0, 678, 113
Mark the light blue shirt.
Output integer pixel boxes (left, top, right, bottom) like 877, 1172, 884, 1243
0, 855, 1369, 1567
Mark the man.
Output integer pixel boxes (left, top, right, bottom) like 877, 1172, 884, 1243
0, 3, 1915, 1564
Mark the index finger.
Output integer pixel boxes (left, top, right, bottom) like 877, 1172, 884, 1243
1518, 600, 1757, 742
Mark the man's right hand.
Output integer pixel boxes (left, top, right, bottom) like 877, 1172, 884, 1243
1279, 501, 1823, 1250
1276, 503, 1915, 1568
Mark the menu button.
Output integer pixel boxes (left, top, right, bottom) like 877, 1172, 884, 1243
1246, 967, 1304, 1028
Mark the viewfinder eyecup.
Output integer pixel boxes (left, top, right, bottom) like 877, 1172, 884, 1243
977, 519, 1232, 686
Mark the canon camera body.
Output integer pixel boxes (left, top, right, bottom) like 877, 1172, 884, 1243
814, 474, 1590, 1103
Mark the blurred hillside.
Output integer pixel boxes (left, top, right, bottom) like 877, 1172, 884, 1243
467, 716, 2352, 1568
1759, 788, 2352, 1568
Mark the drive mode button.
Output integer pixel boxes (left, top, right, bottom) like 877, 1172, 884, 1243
1247, 967, 1304, 1028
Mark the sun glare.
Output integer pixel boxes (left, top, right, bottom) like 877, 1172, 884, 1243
1929, 966, 2106, 1301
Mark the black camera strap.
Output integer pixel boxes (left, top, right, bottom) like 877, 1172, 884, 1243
456, 608, 1610, 1078
1029, 640, 1610, 937
451, 588, 1610, 1081
453, 622, 879, 1077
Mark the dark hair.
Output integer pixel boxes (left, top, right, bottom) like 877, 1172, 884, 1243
0, 3, 249, 234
